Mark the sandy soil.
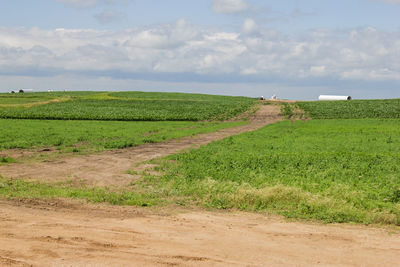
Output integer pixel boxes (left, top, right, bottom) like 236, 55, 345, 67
0, 104, 282, 187
1, 199, 399, 267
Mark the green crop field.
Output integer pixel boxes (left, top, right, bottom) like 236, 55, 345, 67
0, 119, 245, 152
0, 91, 96, 106
0, 91, 254, 121
0, 91, 253, 155
297, 99, 400, 119
142, 119, 399, 225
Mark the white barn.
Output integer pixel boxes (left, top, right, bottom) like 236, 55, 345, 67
319, 95, 352, 101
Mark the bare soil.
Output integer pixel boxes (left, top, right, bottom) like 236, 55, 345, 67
1, 104, 399, 266
0, 104, 282, 187
1, 199, 399, 267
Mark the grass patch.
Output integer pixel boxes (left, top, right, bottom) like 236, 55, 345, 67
0, 157, 16, 164
0, 93, 59, 105
0, 178, 157, 207
143, 119, 400, 225
281, 103, 293, 118
0, 119, 247, 151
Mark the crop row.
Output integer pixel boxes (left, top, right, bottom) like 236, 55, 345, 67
0, 94, 254, 121
297, 99, 400, 119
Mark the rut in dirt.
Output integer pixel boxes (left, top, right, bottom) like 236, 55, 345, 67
0, 105, 282, 187
1, 199, 399, 267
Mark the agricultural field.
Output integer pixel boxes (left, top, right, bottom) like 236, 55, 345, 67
0, 91, 254, 121
149, 119, 400, 224
1, 93, 399, 266
0, 119, 245, 153
134, 99, 399, 225
0, 95, 399, 226
3, 118, 399, 225
0, 91, 253, 156
296, 98, 400, 119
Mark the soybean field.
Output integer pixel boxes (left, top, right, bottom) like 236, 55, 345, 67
296, 98, 400, 119
0, 91, 254, 121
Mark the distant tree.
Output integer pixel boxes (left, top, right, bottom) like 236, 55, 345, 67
19, 89, 24, 93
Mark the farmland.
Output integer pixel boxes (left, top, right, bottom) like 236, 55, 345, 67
0, 95, 399, 226
0, 119, 245, 152
149, 119, 400, 224
297, 98, 400, 119
0, 91, 253, 154
0, 91, 254, 121
136, 99, 399, 224
0, 93, 399, 266
2, 118, 399, 226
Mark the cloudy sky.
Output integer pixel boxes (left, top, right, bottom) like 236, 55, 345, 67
0, 0, 399, 99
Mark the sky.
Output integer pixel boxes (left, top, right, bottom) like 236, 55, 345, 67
0, 0, 399, 99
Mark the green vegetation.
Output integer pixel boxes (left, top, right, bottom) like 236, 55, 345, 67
0, 95, 54, 105
281, 103, 294, 118
1, 93, 399, 226
0, 157, 16, 164
0, 91, 252, 153
139, 119, 399, 225
0, 178, 157, 207
2, 119, 399, 225
0, 91, 254, 121
0, 119, 246, 151
297, 99, 400, 119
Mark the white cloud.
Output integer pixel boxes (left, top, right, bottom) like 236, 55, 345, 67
0, 23, 399, 84
241, 18, 258, 35
310, 66, 326, 76
212, 0, 249, 14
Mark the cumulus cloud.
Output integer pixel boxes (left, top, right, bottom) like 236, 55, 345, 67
0, 23, 399, 83
212, 0, 249, 14
241, 18, 258, 35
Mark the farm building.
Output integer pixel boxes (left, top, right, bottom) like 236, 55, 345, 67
319, 95, 352, 101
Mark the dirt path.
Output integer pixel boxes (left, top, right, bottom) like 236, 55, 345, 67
0, 199, 399, 267
0, 104, 282, 187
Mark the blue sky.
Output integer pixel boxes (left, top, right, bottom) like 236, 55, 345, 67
0, 0, 399, 99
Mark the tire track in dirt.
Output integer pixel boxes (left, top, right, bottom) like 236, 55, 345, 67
0, 104, 282, 187
0, 199, 399, 267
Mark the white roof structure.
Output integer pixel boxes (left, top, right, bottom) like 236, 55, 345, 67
319, 95, 352, 101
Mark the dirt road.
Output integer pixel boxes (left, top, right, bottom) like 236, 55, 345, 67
1, 199, 399, 267
0, 105, 282, 187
